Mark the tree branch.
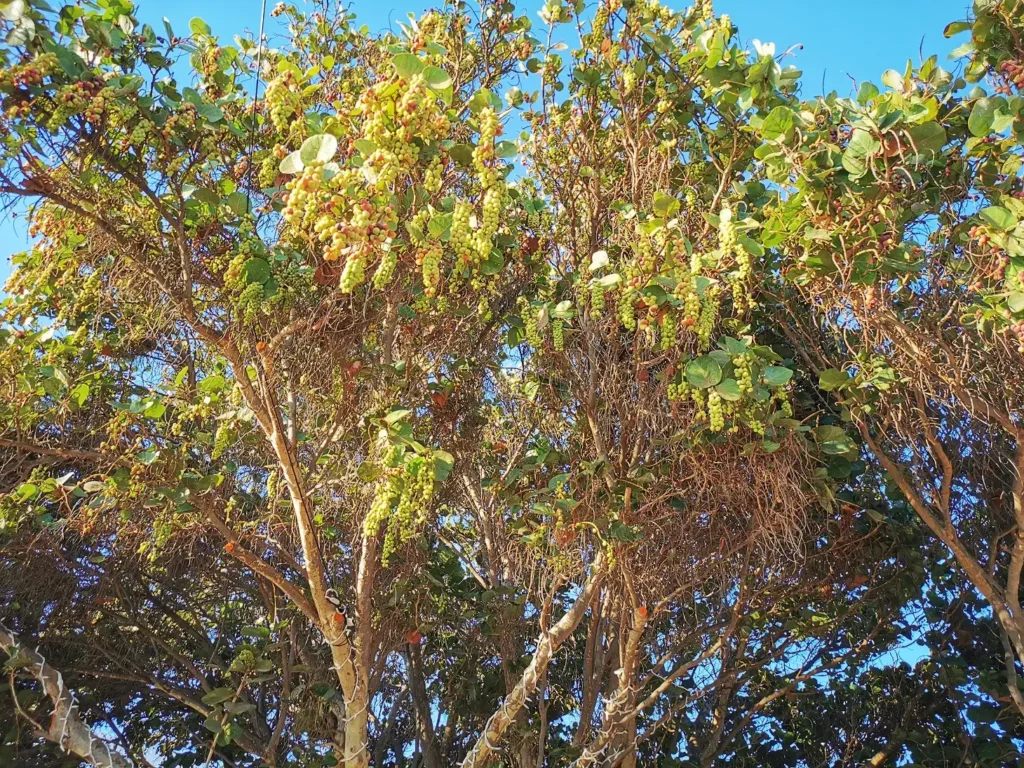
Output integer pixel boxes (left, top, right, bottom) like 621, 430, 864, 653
0, 621, 135, 768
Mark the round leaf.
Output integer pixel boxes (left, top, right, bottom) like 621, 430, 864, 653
299, 134, 338, 166
818, 368, 849, 392
422, 66, 451, 91
715, 379, 742, 402
978, 206, 1017, 232
241, 258, 272, 285
760, 106, 794, 139
279, 150, 304, 175
392, 53, 425, 80
763, 366, 793, 388
813, 425, 855, 455
685, 356, 723, 389
589, 250, 609, 271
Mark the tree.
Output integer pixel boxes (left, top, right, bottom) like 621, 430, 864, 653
761, 0, 1024, 716
0, 0, 1021, 765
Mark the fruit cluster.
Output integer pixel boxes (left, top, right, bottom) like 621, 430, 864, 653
553, 318, 565, 351
417, 244, 442, 296
520, 297, 543, 347
275, 64, 510, 301
695, 287, 721, 350
265, 67, 303, 133
2, 53, 58, 88
997, 59, 1024, 93
365, 446, 436, 565
590, 281, 606, 317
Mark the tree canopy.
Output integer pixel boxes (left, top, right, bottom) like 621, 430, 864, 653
1, 0, 1023, 765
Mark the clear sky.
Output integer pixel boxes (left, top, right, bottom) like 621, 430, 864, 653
0, 0, 967, 286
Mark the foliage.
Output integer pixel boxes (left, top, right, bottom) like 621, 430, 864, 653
0, 0, 1023, 766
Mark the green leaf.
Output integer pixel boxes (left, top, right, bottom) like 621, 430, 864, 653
433, 450, 455, 481
16, 483, 38, 501
422, 66, 451, 91
193, 187, 221, 206
685, 356, 723, 389
428, 213, 452, 239
6, 16, 33, 45
279, 151, 304, 175
813, 425, 855, 455
760, 106, 794, 139
202, 687, 236, 706
715, 379, 742, 402
763, 366, 793, 387
968, 98, 996, 137
448, 144, 474, 166
195, 103, 223, 123
609, 520, 641, 542
392, 53, 425, 80
827, 456, 852, 479
354, 139, 376, 156
842, 129, 881, 178
136, 449, 160, 466
225, 191, 249, 217
189, 17, 212, 36
70, 383, 90, 407
857, 82, 879, 105
979, 206, 1017, 231
198, 375, 226, 393
384, 408, 411, 425
589, 250, 609, 271
241, 258, 272, 285
551, 300, 575, 319
943, 20, 971, 37
718, 337, 747, 356
480, 249, 504, 276
652, 190, 680, 218
0, 1, 26, 22
189, 17, 210, 36
494, 140, 517, 159
818, 368, 849, 392
596, 273, 621, 289
881, 69, 904, 91
1007, 292, 1024, 314
299, 134, 338, 166
908, 121, 946, 157
468, 87, 501, 114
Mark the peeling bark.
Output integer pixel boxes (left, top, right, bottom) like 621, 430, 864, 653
1, 622, 135, 768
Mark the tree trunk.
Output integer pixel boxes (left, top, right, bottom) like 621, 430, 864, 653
461, 551, 606, 767
575, 606, 649, 767
407, 644, 443, 768
0, 622, 134, 768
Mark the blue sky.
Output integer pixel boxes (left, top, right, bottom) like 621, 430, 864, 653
0, 0, 966, 285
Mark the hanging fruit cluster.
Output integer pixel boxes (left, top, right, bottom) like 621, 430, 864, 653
568, 192, 763, 362
364, 445, 437, 565
275, 57, 511, 301
666, 339, 795, 436
264, 64, 305, 134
